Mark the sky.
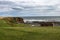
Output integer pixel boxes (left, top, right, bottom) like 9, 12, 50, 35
0, 0, 60, 17
9, 0, 60, 5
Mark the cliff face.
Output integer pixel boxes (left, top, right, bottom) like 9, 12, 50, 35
15, 17, 24, 23
2, 17, 24, 24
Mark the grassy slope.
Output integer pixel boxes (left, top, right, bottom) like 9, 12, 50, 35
0, 27, 60, 40
0, 20, 60, 40
0, 20, 32, 27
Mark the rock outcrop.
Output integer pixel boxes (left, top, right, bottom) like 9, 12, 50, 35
0, 17, 4, 19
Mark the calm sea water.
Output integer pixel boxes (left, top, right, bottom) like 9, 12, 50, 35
22, 16, 60, 20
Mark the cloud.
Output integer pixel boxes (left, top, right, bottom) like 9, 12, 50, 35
0, 1, 24, 12
0, 0, 60, 16
0, 5, 13, 12
8, 0, 60, 6
2, 0, 60, 6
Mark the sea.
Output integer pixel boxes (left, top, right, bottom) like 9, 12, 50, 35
22, 16, 60, 22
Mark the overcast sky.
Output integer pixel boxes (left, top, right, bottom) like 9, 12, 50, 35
6, 0, 60, 5
0, 0, 60, 17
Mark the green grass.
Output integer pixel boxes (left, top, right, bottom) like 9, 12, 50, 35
0, 20, 32, 27
0, 19, 60, 40
0, 27, 60, 40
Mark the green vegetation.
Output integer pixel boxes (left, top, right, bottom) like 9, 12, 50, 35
0, 27, 60, 40
0, 20, 31, 27
0, 20, 60, 40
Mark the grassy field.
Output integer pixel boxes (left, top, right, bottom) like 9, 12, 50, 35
0, 20, 60, 40
0, 27, 60, 40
